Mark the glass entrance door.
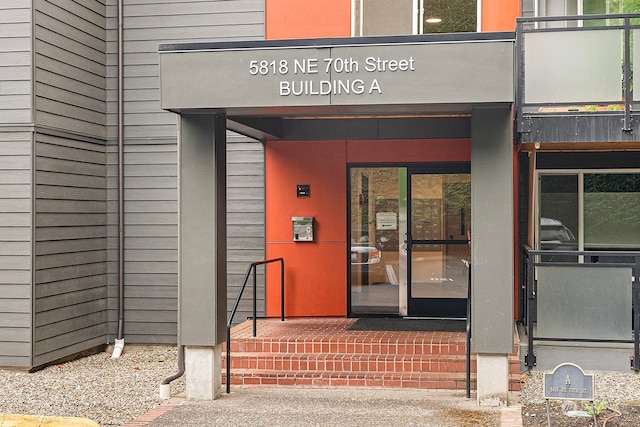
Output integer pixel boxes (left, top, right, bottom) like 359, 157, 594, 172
349, 167, 403, 315
407, 167, 470, 318
349, 165, 471, 318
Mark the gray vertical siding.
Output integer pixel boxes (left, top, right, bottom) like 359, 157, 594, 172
0, 0, 33, 368
105, 0, 265, 343
32, 0, 108, 367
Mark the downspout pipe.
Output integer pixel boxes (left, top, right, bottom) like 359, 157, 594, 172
112, 0, 126, 359
160, 345, 185, 399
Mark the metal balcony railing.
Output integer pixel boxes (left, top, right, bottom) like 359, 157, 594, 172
522, 246, 640, 371
515, 14, 640, 140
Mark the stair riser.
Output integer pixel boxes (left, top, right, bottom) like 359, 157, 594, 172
223, 355, 519, 375
230, 340, 468, 355
224, 355, 474, 374
221, 374, 521, 391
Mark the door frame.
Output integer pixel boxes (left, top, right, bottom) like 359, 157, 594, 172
347, 162, 471, 318
406, 164, 471, 318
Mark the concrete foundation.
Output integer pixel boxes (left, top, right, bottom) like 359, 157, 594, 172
476, 353, 509, 406
185, 345, 222, 400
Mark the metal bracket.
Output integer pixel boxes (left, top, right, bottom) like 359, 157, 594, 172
525, 353, 537, 367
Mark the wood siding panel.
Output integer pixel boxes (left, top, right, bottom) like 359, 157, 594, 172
0, 127, 32, 368
0, 1, 32, 126
34, 0, 106, 139
105, 0, 265, 343
33, 133, 108, 368
226, 141, 265, 323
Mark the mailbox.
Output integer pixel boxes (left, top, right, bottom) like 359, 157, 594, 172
292, 216, 314, 242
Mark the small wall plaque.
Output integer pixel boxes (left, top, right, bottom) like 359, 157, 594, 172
544, 363, 594, 401
297, 184, 310, 198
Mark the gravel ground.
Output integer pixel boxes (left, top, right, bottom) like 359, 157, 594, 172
520, 371, 640, 405
0, 346, 185, 427
520, 370, 640, 426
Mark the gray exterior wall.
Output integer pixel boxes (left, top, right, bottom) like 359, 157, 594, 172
32, 0, 108, 367
226, 135, 265, 321
105, 0, 265, 344
0, 0, 33, 368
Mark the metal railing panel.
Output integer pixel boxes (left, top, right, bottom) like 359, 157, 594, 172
524, 29, 622, 105
536, 265, 631, 340
522, 247, 640, 370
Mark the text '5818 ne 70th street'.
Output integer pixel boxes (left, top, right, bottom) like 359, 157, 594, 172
248, 56, 416, 97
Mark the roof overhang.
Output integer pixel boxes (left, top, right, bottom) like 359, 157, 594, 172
159, 33, 515, 140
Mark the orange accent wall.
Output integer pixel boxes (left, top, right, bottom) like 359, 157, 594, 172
265, 138, 471, 318
265, 140, 348, 317
266, 0, 352, 40
481, 0, 520, 32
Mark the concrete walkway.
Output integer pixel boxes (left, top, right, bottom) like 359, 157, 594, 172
125, 388, 523, 427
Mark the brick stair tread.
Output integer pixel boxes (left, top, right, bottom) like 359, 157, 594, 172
228, 338, 467, 354
224, 351, 473, 360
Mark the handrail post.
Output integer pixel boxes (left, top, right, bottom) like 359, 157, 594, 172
634, 255, 640, 371
226, 323, 231, 394
623, 17, 632, 132
465, 260, 472, 399
525, 248, 536, 368
252, 265, 257, 338
280, 258, 285, 321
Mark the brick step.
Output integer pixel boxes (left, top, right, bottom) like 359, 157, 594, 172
228, 337, 468, 356
223, 369, 522, 391
224, 352, 475, 374
223, 319, 522, 391
224, 369, 476, 389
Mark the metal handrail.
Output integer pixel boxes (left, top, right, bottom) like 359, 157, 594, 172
522, 246, 640, 371
463, 259, 472, 398
226, 257, 284, 393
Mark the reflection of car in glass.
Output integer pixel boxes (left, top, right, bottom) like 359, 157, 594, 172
350, 245, 381, 265
540, 217, 577, 250
350, 240, 387, 284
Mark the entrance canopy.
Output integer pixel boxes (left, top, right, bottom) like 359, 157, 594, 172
160, 33, 517, 380
159, 33, 514, 141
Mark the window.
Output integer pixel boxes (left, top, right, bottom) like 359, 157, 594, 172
538, 171, 640, 253
417, 0, 477, 34
536, 0, 639, 23
353, 0, 477, 36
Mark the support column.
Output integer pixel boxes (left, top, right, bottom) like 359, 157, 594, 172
185, 346, 222, 400
471, 107, 514, 405
179, 114, 227, 400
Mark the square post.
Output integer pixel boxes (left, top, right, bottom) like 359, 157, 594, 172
178, 114, 227, 399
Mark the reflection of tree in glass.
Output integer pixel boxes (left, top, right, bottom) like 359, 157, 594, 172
423, 0, 476, 34
584, 174, 640, 247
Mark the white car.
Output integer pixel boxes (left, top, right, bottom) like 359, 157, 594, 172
540, 217, 576, 250
350, 245, 381, 265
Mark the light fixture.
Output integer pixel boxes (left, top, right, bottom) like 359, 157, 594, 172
425, 17, 442, 24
